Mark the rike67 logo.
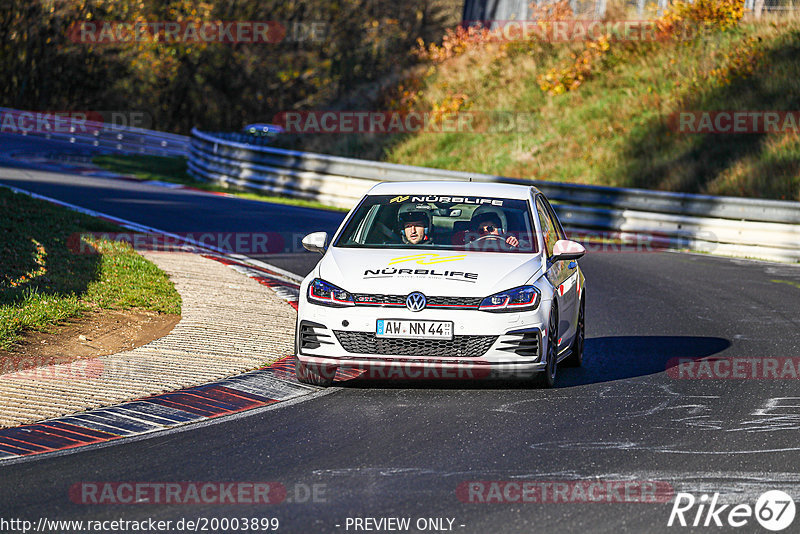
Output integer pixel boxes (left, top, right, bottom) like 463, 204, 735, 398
668, 491, 796, 531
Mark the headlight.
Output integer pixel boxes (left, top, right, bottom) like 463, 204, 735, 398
308, 278, 355, 307
479, 285, 540, 312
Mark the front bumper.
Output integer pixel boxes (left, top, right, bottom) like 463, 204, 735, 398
296, 302, 550, 379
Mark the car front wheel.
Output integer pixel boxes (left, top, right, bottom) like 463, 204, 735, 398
563, 295, 585, 367
535, 305, 558, 388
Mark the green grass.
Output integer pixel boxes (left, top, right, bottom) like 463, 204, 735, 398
0, 187, 181, 350
99, 19, 800, 203
277, 17, 800, 202
389, 21, 800, 201
93, 154, 348, 212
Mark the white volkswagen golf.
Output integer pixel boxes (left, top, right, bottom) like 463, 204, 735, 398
295, 181, 586, 387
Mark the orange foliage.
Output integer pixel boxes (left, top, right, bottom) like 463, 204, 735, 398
658, 0, 745, 34
539, 0, 747, 96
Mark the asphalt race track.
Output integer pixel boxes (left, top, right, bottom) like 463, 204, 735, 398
2, 141, 800, 533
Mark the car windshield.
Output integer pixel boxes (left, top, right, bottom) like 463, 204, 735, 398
334, 194, 538, 253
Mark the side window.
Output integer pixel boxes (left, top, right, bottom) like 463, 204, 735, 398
536, 198, 558, 257
354, 205, 380, 244
364, 205, 400, 244
542, 197, 566, 242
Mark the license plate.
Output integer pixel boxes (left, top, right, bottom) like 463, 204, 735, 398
376, 319, 453, 340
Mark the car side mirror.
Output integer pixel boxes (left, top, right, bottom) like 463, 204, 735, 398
302, 232, 328, 254
552, 239, 586, 262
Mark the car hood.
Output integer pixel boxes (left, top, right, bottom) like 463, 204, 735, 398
317, 248, 543, 297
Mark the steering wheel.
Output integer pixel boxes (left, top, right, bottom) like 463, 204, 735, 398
473, 234, 505, 242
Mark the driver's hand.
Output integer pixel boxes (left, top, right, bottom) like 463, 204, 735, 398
505, 235, 519, 247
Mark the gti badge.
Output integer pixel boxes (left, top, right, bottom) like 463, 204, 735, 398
406, 292, 427, 312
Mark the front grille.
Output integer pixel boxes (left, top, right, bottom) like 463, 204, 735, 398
353, 294, 482, 309
353, 294, 405, 305
333, 331, 497, 357
428, 296, 483, 307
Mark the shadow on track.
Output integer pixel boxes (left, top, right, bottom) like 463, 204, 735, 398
557, 335, 731, 387
332, 335, 731, 390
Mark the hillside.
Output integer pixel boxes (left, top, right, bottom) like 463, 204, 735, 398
279, 1, 800, 201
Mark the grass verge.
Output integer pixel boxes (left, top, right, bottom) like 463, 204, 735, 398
388, 17, 800, 201
0, 187, 181, 350
275, 8, 800, 202
93, 154, 348, 212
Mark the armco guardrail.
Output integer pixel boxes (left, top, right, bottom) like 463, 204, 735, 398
0, 108, 189, 157
189, 128, 800, 263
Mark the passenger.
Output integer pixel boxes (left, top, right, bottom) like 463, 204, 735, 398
473, 212, 518, 248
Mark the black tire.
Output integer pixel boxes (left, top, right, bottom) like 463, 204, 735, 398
563, 295, 585, 367
535, 305, 558, 388
295, 356, 336, 387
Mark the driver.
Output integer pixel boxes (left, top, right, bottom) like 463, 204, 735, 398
473, 212, 519, 248
398, 210, 432, 245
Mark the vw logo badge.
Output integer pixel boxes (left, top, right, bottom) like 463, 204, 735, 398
406, 292, 427, 312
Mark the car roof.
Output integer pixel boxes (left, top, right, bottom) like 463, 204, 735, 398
367, 181, 542, 200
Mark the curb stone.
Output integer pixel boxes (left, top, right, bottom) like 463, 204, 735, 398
0, 251, 299, 429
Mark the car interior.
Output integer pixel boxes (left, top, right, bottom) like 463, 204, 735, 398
350, 201, 535, 252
